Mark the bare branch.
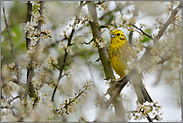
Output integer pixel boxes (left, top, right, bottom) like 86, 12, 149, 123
129, 31, 133, 45
51, 28, 74, 102
9, 95, 20, 104
51, 61, 60, 70
95, 1, 105, 5
1, 95, 18, 117
115, 1, 123, 16
132, 24, 153, 40
83, 38, 94, 45
2, 2, 20, 83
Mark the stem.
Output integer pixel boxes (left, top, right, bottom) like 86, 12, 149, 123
25, 1, 44, 99
2, 2, 20, 83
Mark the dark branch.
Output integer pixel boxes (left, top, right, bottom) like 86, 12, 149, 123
51, 61, 60, 70
83, 38, 94, 45
26, 1, 32, 50
9, 95, 20, 104
132, 24, 153, 40
51, 2, 84, 101
95, 1, 105, 5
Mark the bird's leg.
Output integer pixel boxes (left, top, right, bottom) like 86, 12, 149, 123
118, 76, 126, 81
118, 75, 127, 83
119, 76, 124, 80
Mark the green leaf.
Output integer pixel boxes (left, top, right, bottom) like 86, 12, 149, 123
140, 28, 151, 43
64, 66, 68, 71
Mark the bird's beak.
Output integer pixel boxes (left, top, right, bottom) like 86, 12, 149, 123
110, 34, 115, 38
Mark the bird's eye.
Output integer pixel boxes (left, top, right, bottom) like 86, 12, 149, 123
117, 33, 120, 36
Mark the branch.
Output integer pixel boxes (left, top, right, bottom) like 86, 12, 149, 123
104, 69, 137, 108
132, 24, 153, 40
117, 1, 182, 45
87, 1, 114, 80
51, 61, 60, 70
83, 38, 94, 45
156, 55, 172, 64
1, 95, 18, 117
95, 1, 106, 5
63, 87, 87, 109
129, 31, 133, 45
53, 82, 90, 114
25, 1, 32, 50
154, 1, 182, 44
2, 2, 20, 83
115, 1, 123, 16
133, 1, 182, 44
51, 2, 84, 101
51, 23, 75, 102
25, 1, 44, 99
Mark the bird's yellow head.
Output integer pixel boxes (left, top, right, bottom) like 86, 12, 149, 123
110, 30, 127, 46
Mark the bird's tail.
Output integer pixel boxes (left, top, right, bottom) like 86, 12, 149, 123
131, 73, 153, 104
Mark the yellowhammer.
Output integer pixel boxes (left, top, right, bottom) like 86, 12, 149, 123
108, 30, 153, 104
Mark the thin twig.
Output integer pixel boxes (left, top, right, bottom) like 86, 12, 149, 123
83, 38, 94, 45
156, 55, 172, 64
95, 1, 105, 5
53, 83, 89, 112
129, 31, 133, 45
51, 28, 75, 102
132, 24, 153, 40
115, 1, 123, 16
63, 87, 87, 109
51, 61, 60, 70
1, 95, 18, 117
100, 25, 109, 29
2, 2, 20, 83
9, 95, 20, 104
51, 2, 84, 101
85, 60, 96, 87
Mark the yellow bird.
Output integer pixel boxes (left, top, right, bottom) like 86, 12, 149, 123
108, 30, 153, 104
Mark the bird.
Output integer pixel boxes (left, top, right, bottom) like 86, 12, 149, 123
108, 29, 153, 104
